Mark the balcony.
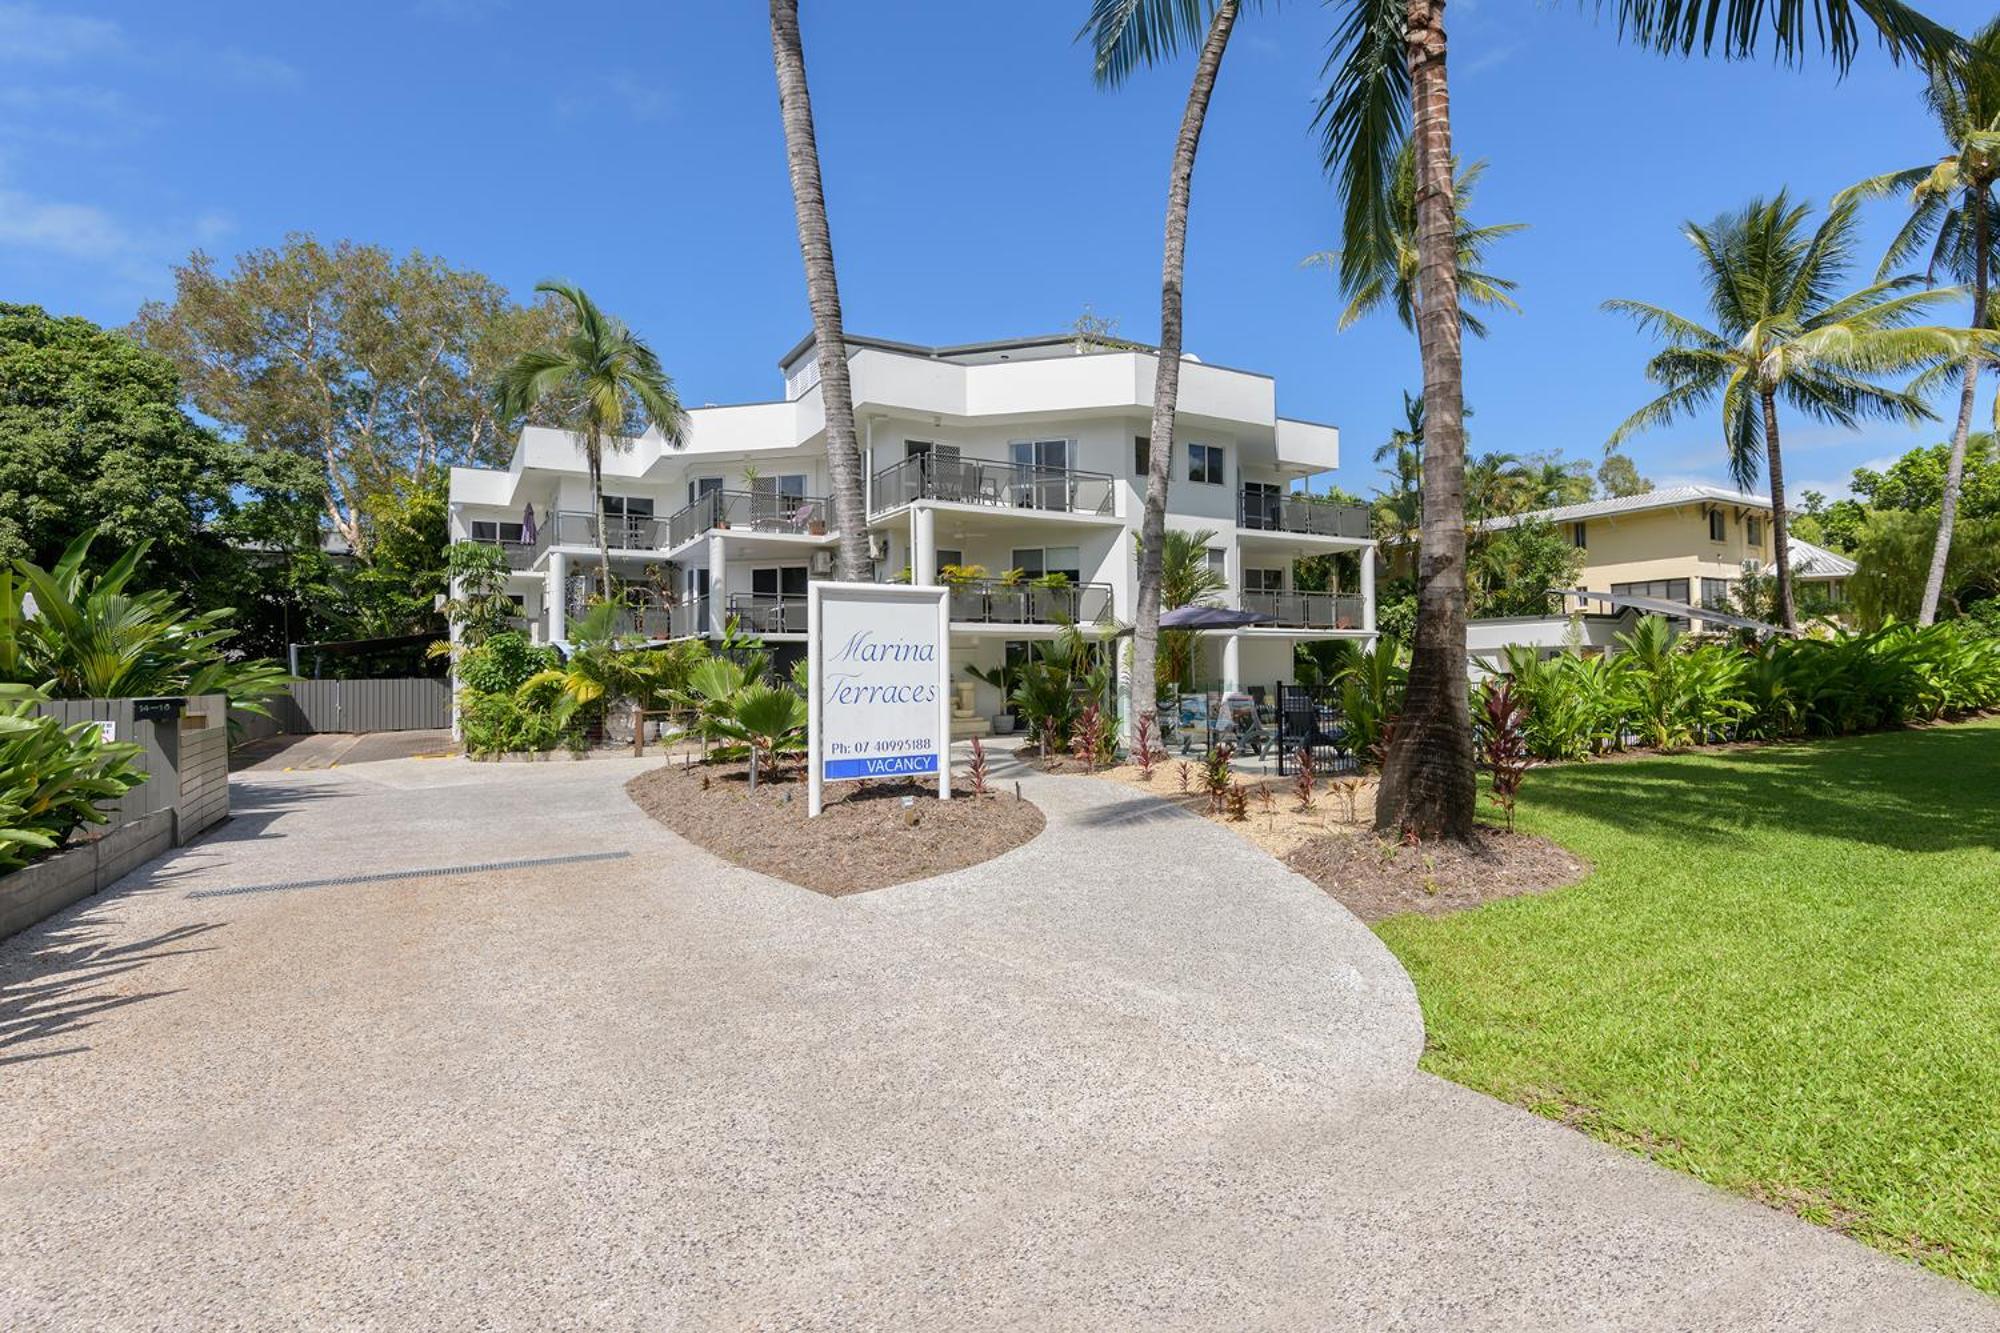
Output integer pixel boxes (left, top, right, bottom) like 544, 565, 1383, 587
945, 579, 1114, 627
537, 509, 670, 554
871, 455, 1116, 518
726, 592, 809, 636
1238, 490, 1372, 539
1242, 590, 1367, 630
666, 490, 832, 549
456, 536, 536, 570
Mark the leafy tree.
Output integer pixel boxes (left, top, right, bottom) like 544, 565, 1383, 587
768, 0, 872, 581
1850, 509, 2000, 625
1310, 140, 1524, 338
0, 303, 242, 580
1846, 18, 2000, 624
1851, 436, 2000, 519
1317, 0, 1961, 840
134, 235, 566, 555
496, 281, 687, 605
1606, 192, 1963, 631
1516, 454, 1595, 511
346, 472, 451, 639
1597, 453, 1654, 499
1081, 0, 1244, 749
441, 541, 519, 651
1468, 518, 1586, 618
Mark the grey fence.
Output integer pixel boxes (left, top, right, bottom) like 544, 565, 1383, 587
231, 677, 451, 739
30, 694, 232, 840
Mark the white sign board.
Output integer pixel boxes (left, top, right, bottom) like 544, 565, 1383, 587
808, 582, 951, 818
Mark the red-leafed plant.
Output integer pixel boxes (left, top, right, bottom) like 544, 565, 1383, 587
1292, 744, 1316, 810
1071, 701, 1105, 773
967, 735, 990, 795
1132, 713, 1160, 781
1480, 680, 1530, 832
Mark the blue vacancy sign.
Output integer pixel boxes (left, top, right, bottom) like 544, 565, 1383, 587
808, 581, 952, 817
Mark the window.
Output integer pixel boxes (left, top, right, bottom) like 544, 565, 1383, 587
1187, 442, 1225, 485
1134, 436, 1151, 476
1009, 438, 1072, 472
1746, 516, 1764, 546
688, 476, 723, 505
1708, 509, 1726, 542
1244, 567, 1284, 594
1010, 546, 1081, 584
1206, 546, 1227, 579
1611, 578, 1691, 604
1570, 521, 1588, 549
751, 566, 809, 599
601, 495, 654, 518
1700, 578, 1732, 611
470, 520, 524, 543
1240, 481, 1281, 529
936, 548, 964, 572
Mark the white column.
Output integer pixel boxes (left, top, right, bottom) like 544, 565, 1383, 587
1222, 633, 1242, 692
1361, 544, 1377, 635
912, 504, 937, 585
547, 551, 567, 645
708, 533, 728, 637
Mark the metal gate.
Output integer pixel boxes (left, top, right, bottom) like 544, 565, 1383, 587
1275, 683, 1358, 776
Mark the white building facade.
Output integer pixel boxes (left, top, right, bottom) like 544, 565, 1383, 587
447, 332, 1376, 726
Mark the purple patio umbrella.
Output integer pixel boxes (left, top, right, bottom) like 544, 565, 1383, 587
520, 502, 537, 545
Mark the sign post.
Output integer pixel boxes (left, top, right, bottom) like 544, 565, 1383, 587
808, 582, 952, 818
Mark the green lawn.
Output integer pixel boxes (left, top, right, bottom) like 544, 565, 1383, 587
1375, 718, 2000, 1294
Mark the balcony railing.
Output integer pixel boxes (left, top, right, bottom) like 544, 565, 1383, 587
1237, 491, 1372, 539
945, 579, 1114, 626
539, 509, 671, 553
667, 490, 832, 549
871, 455, 1116, 517
725, 592, 809, 636
1242, 590, 1367, 630
456, 536, 536, 570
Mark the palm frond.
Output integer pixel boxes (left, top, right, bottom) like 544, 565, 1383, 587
1314, 0, 1410, 298
1607, 0, 1964, 70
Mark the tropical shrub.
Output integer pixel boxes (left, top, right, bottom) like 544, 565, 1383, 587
1477, 678, 1529, 831
1336, 645, 1409, 762
0, 685, 146, 873
457, 632, 558, 695
1, 537, 289, 715
458, 685, 580, 757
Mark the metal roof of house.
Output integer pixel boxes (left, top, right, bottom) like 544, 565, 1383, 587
1560, 588, 1789, 636
1774, 536, 1858, 580
1480, 484, 1771, 531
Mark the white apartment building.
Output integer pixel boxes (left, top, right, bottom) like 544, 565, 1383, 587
447, 332, 1376, 725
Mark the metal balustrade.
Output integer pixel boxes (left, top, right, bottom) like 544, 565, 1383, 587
666, 490, 831, 548
1241, 590, 1367, 630
537, 509, 671, 552
943, 579, 1114, 626
725, 593, 810, 636
455, 537, 536, 569
1236, 490, 1373, 538
870, 455, 1116, 517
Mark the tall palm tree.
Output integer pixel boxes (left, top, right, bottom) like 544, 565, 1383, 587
1081, 0, 1242, 740
1308, 139, 1525, 337
1606, 193, 1963, 629
1464, 450, 1525, 523
769, 0, 869, 579
1845, 18, 2000, 624
496, 282, 686, 607
1318, 0, 1960, 841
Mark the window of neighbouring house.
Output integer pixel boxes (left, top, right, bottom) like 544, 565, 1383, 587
1612, 578, 1692, 604
1747, 516, 1763, 545
1187, 442, 1224, 485
936, 548, 964, 573
602, 495, 654, 518
1700, 578, 1732, 611
1571, 521, 1588, 548
1708, 509, 1726, 542
470, 520, 525, 543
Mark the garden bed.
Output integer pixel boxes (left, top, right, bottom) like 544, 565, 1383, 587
626, 760, 1044, 894
1283, 825, 1589, 922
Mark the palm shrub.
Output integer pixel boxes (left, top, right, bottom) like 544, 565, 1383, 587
1335, 644, 1408, 762
1, 538, 289, 715
0, 685, 145, 873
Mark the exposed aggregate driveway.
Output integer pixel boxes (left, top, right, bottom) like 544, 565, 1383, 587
1, 747, 1991, 1331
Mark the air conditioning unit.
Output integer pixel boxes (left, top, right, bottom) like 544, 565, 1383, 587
810, 549, 835, 576
867, 533, 891, 562
1741, 559, 1760, 573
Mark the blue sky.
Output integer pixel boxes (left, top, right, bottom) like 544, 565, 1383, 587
1, 0, 1990, 502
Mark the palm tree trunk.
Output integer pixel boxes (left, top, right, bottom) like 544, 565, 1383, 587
1374, 0, 1475, 842
1760, 390, 1797, 632
1133, 0, 1238, 740
770, 0, 870, 581
1920, 196, 1987, 625
588, 433, 615, 607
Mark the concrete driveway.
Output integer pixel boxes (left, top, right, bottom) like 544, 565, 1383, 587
1, 749, 1991, 1330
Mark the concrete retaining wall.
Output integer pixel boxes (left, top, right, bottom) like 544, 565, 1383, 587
0, 810, 175, 942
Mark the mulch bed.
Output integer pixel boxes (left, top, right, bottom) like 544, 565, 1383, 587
625, 760, 1044, 896
1283, 825, 1590, 923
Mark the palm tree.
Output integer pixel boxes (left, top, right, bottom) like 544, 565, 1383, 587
1317, 0, 1960, 841
1140, 526, 1230, 689
1371, 391, 1425, 547
1308, 140, 1525, 338
1845, 19, 2000, 624
1464, 450, 1524, 523
1606, 193, 1963, 630
1081, 0, 1243, 740
769, 0, 869, 579
496, 281, 687, 606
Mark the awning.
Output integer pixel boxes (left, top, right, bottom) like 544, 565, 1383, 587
1556, 589, 1789, 637
1158, 605, 1267, 630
